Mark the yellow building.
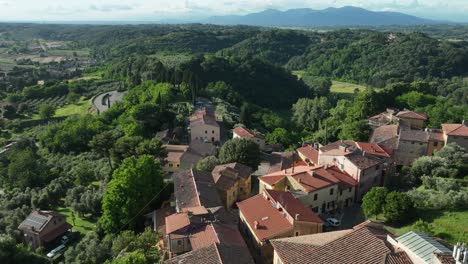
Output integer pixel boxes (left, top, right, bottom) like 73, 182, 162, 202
211, 163, 253, 209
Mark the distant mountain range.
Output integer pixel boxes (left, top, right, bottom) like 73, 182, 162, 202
202, 6, 439, 27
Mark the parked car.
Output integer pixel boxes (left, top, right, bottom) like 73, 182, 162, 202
47, 244, 66, 258
61, 235, 69, 245
326, 217, 341, 227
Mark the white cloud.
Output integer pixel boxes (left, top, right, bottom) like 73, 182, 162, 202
0, 0, 466, 22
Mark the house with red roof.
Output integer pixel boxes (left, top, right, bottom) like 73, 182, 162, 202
233, 126, 266, 150
296, 140, 391, 200
211, 163, 253, 209
237, 189, 323, 263
258, 165, 358, 214
442, 122, 468, 150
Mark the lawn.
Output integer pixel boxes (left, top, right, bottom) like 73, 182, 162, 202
55, 206, 97, 234
54, 97, 93, 117
330, 81, 367, 94
384, 209, 468, 245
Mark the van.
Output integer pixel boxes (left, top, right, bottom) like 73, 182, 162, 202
46, 244, 66, 258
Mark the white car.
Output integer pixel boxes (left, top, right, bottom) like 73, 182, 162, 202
326, 217, 341, 227
47, 244, 66, 258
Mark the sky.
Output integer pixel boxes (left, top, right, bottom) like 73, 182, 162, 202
0, 0, 467, 22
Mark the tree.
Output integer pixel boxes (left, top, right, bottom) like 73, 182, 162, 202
38, 104, 55, 119
0, 234, 47, 264
265, 128, 298, 148
100, 155, 165, 233
384, 191, 414, 224
302, 76, 332, 97
411, 219, 434, 236
362, 187, 388, 219
6, 148, 47, 189
195, 156, 220, 172
338, 120, 371, 142
292, 97, 331, 131
64, 232, 112, 264
90, 130, 121, 171
218, 138, 261, 170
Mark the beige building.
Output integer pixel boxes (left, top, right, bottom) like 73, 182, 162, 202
211, 163, 253, 209
259, 165, 357, 214
233, 126, 266, 150
189, 109, 220, 143
396, 110, 428, 130
237, 190, 323, 264
297, 141, 389, 200
164, 145, 189, 173
442, 123, 468, 150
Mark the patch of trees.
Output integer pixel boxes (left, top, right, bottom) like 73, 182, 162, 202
218, 30, 315, 65
218, 138, 261, 170
362, 187, 415, 224
290, 30, 468, 87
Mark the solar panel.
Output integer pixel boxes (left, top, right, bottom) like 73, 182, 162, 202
23, 214, 49, 230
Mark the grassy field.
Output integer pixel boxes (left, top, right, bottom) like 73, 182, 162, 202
385, 209, 468, 245
55, 206, 97, 234
47, 49, 90, 56
54, 97, 93, 117
331, 81, 367, 94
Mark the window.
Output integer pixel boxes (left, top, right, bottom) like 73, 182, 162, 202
330, 188, 334, 195
314, 194, 318, 201
375, 165, 379, 170
349, 187, 352, 192
433, 141, 438, 147
312, 207, 319, 213
177, 240, 182, 246
212, 130, 215, 134
340, 190, 343, 196
295, 232, 299, 236
205, 130, 207, 134
177, 164, 180, 167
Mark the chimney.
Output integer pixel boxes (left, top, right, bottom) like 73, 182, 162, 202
311, 171, 315, 177
362, 151, 366, 157
254, 221, 259, 229
463, 120, 466, 126
295, 214, 300, 220
298, 178, 302, 184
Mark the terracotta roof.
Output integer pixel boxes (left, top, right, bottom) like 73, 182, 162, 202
272, 222, 411, 264
356, 142, 391, 158
165, 213, 190, 234
173, 169, 222, 210
211, 163, 253, 190
189, 224, 220, 250
396, 111, 428, 120
181, 206, 209, 215
433, 252, 456, 264
297, 145, 319, 165
40, 222, 72, 242
442, 123, 468, 136
428, 131, 444, 141
265, 190, 323, 223
370, 125, 399, 146
233, 127, 263, 139
237, 194, 293, 241
345, 152, 383, 170
320, 140, 357, 156
386, 252, 414, 264
259, 165, 357, 192
166, 151, 185, 163
154, 206, 176, 233
164, 243, 255, 264
190, 110, 219, 127
399, 130, 429, 143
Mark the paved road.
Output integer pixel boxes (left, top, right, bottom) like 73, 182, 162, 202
92, 90, 127, 114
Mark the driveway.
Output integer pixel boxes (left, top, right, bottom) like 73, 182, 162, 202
323, 204, 365, 231
92, 90, 127, 114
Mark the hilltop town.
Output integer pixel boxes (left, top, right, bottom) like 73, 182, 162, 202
0, 23, 467, 264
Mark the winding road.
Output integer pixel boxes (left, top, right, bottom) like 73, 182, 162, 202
92, 90, 127, 114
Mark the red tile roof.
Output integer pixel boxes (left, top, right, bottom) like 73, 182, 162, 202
165, 213, 190, 234
166, 151, 185, 163
297, 145, 319, 165
237, 190, 321, 242
442, 124, 468, 136
271, 221, 410, 264
237, 194, 293, 241
189, 224, 220, 250
259, 165, 357, 192
396, 111, 428, 120
356, 142, 391, 158
266, 190, 323, 223
233, 127, 262, 139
